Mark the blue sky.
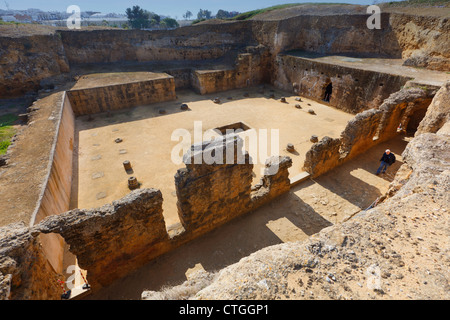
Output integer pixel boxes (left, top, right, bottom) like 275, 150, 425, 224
4, 1, 391, 19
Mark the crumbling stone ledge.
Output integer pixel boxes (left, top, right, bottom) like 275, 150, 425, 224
34, 188, 167, 288
303, 85, 436, 178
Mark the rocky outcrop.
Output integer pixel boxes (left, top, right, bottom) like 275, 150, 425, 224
147, 123, 449, 300
175, 135, 292, 236
0, 28, 69, 98
375, 86, 435, 139
415, 81, 450, 135
34, 188, 167, 289
389, 13, 450, 71
0, 222, 62, 300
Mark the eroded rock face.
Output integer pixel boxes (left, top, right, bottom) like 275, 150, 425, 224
34, 188, 167, 289
390, 14, 450, 71
144, 81, 450, 301
175, 136, 292, 236
2, 9, 449, 99
273, 54, 411, 114
0, 222, 62, 300
0, 31, 69, 98
415, 81, 450, 135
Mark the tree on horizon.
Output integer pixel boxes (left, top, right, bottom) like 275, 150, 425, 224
197, 9, 212, 20
183, 10, 193, 20
125, 5, 150, 29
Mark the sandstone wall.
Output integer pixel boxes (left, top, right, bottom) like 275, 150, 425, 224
303, 86, 434, 177
389, 13, 450, 71
66, 76, 176, 116
164, 68, 193, 90
257, 13, 402, 58
191, 49, 269, 95
175, 136, 292, 236
35, 189, 168, 288
191, 69, 238, 95
2, 12, 448, 99
175, 137, 254, 234
59, 22, 255, 65
415, 81, 450, 135
0, 222, 62, 300
0, 33, 69, 98
29, 93, 75, 274
274, 54, 411, 113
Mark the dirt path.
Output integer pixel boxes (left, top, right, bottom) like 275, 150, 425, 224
0, 91, 64, 226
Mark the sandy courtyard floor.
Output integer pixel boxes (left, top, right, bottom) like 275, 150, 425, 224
70, 86, 354, 227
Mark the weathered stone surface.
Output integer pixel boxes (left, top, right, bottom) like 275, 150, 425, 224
415, 81, 450, 136
274, 54, 411, 114
128, 176, 139, 190
175, 135, 292, 237
0, 29, 69, 98
1, 8, 448, 99
251, 156, 293, 206
303, 136, 341, 178
286, 143, 295, 152
34, 188, 167, 289
390, 13, 450, 71
0, 222, 62, 300
375, 87, 434, 140
175, 136, 253, 234
67, 75, 176, 116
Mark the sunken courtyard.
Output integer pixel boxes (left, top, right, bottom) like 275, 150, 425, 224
0, 3, 449, 300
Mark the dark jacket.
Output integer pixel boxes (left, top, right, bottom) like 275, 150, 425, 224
380, 152, 396, 165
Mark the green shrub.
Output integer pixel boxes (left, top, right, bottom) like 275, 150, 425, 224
0, 114, 17, 155
0, 140, 11, 155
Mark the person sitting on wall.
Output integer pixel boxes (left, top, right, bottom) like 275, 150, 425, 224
376, 149, 396, 175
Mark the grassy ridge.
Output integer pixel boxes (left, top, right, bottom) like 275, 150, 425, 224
215, 1, 449, 22
0, 20, 23, 26
230, 3, 303, 20
229, 2, 352, 20
379, 0, 450, 6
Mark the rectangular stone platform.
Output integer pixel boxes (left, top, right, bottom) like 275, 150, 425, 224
67, 72, 176, 116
